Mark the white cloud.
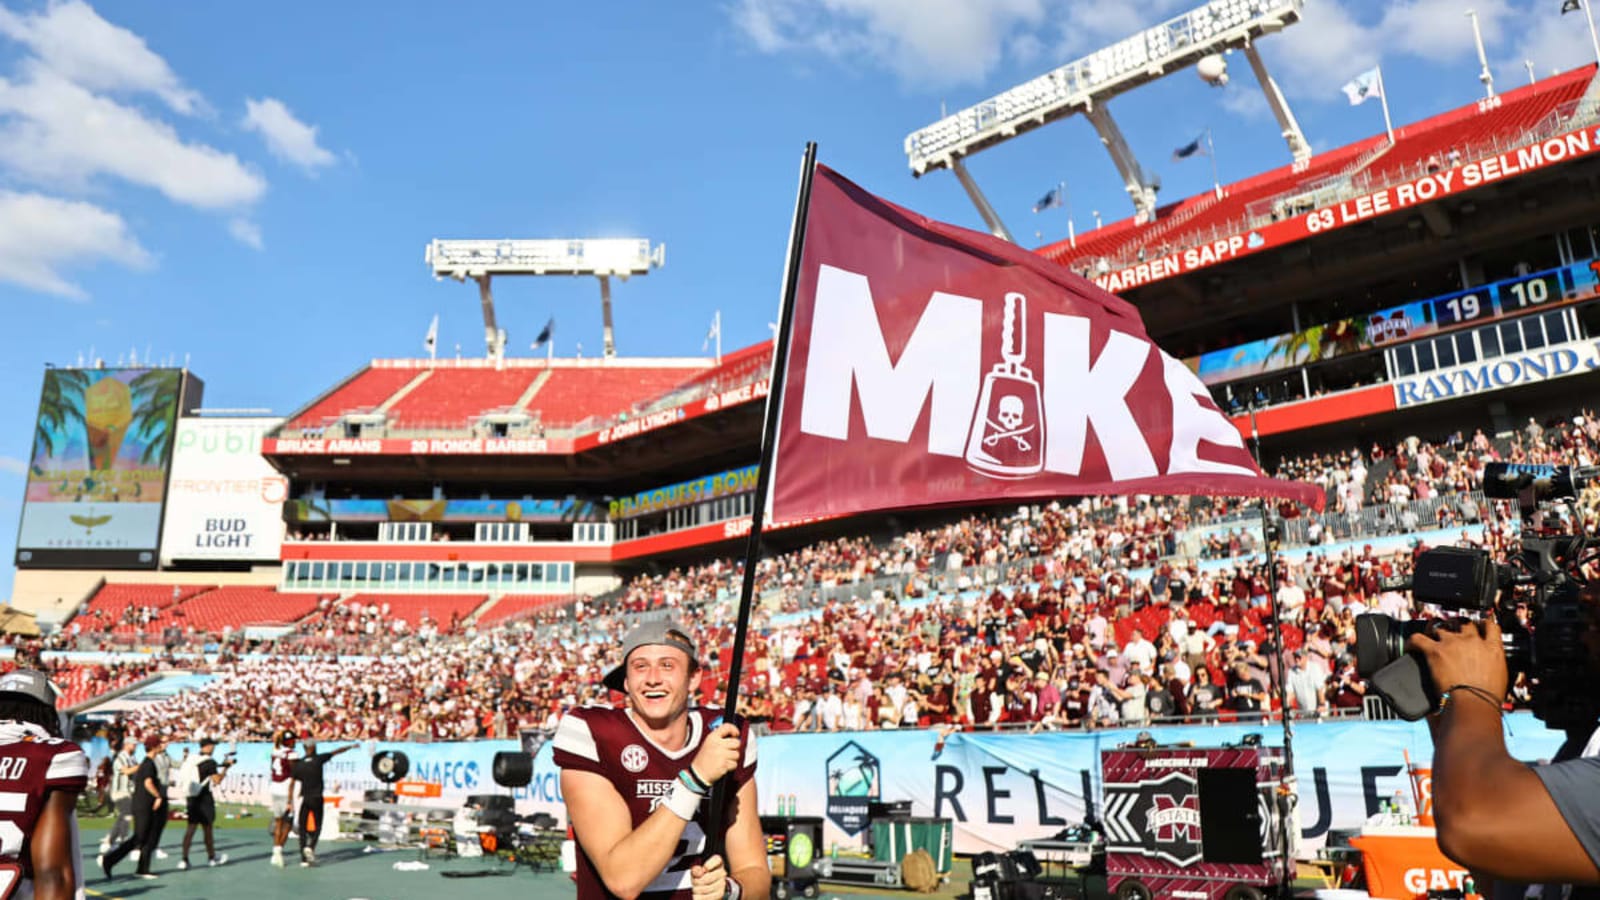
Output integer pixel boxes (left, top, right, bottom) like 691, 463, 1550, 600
1050, 0, 1191, 58
228, 217, 263, 250
1377, 0, 1512, 64
1273, 0, 1593, 101
1218, 85, 1269, 121
732, 0, 1595, 104
0, 190, 151, 299
242, 97, 336, 173
731, 0, 1049, 86
0, 0, 203, 115
1502, 9, 1598, 83
0, 71, 265, 209
0, 456, 25, 477
0, 2, 292, 297
1270, 0, 1382, 94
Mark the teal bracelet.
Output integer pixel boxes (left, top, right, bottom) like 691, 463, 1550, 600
677, 769, 708, 796
682, 765, 711, 792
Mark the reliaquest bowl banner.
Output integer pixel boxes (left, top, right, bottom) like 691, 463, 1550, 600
109, 713, 1567, 858
17, 368, 184, 569
753, 714, 1565, 855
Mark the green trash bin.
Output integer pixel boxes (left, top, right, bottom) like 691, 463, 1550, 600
870, 817, 952, 872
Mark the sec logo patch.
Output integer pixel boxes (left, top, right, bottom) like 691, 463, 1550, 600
620, 744, 649, 773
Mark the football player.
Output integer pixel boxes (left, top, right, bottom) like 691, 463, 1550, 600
268, 729, 298, 868
0, 668, 88, 899
555, 621, 767, 900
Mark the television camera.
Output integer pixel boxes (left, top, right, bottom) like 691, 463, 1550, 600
1355, 462, 1600, 737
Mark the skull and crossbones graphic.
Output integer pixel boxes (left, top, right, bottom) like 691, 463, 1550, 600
981, 395, 1034, 451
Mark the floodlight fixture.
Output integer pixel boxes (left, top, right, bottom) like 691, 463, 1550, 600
903, 0, 1309, 233
424, 238, 665, 360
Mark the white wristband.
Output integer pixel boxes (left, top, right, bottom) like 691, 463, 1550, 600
725, 877, 743, 900
664, 778, 704, 821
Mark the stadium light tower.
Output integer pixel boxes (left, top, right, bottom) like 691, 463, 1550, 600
425, 238, 666, 361
904, 0, 1309, 233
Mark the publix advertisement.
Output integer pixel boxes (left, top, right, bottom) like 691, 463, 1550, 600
118, 714, 1567, 855
161, 417, 288, 564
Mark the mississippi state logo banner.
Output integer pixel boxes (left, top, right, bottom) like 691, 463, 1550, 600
768, 165, 1324, 521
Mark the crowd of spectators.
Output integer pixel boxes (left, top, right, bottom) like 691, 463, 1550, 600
37, 411, 1600, 739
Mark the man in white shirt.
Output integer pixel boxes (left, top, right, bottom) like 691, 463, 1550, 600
818, 690, 844, 732
1123, 630, 1158, 674
1276, 576, 1307, 623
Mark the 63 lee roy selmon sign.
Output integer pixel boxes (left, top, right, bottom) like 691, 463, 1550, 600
1392, 338, 1600, 408
1094, 126, 1600, 294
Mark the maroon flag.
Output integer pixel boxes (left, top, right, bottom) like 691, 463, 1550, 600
769, 165, 1324, 520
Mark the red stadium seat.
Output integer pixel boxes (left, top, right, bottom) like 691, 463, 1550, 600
529, 364, 708, 427
473, 594, 572, 626
286, 367, 418, 430
385, 368, 544, 428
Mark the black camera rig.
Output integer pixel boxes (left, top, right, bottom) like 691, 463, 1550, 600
1355, 462, 1600, 739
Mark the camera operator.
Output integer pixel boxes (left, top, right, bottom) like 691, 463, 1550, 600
178, 738, 232, 869
1408, 616, 1600, 888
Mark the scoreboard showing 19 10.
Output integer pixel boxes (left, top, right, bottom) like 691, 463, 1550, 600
1431, 265, 1572, 329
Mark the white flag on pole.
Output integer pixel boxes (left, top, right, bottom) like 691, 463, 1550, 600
1342, 67, 1382, 105
702, 311, 721, 352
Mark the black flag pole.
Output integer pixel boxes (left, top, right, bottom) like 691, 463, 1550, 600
1250, 407, 1299, 897
704, 141, 818, 857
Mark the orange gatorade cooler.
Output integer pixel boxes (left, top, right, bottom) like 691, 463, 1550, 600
1350, 825, 1466, 899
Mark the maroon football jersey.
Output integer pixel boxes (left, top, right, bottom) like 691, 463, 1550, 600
0, 722, 87, 899
553, 706, 757, 900
270, 746, 296, 787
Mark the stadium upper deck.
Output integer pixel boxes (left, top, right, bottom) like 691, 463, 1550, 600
1041, 65, 1597, 296
281, 357, 708, 434
243, 63, 1600, 591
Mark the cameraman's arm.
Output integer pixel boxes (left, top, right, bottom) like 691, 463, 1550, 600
1410, 618, 1600, 883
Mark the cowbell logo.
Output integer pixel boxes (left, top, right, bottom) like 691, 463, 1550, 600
825, 741, 880, 836
964, 292, 1044, 478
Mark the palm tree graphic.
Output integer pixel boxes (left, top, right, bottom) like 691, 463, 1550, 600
33, 369, 90, 460
128, 370, 181, 466
830, 750, 879, 798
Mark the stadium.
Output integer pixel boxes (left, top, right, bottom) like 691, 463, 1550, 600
9, 2, 1600, 899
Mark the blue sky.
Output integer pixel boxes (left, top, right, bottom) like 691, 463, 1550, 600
1, 0, 1596, 595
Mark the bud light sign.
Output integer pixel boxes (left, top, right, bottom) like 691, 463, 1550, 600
161, 417, 286, 563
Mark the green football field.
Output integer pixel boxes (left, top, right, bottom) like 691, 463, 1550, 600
75, 808, 1335, 900
75, 814, 999, 900
80, 820, 571, 900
